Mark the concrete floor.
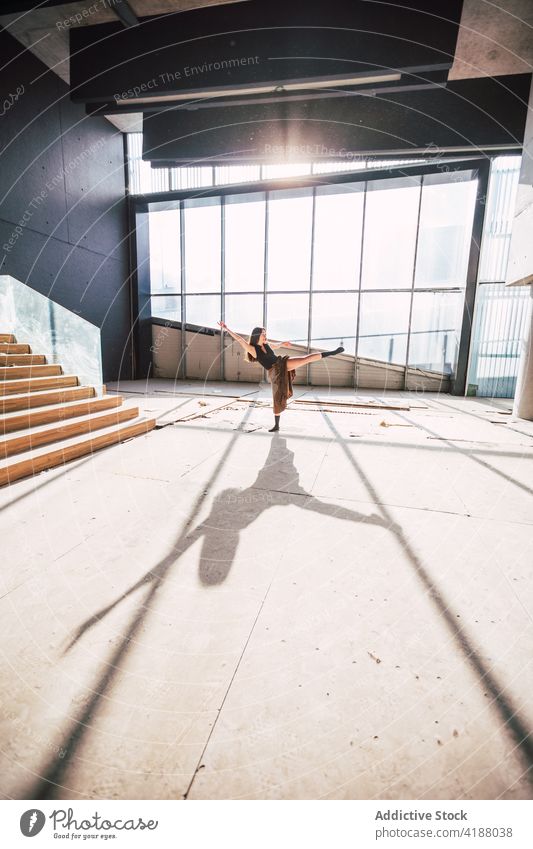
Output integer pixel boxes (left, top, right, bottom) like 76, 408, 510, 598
1, 380, 532, 801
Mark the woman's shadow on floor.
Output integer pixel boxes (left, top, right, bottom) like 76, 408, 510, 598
194, 435, 387, 584
65, 435, 387, 651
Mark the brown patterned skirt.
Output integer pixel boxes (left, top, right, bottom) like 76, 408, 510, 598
268, 356, 296, 415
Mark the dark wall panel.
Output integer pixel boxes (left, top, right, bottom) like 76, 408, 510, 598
0, 26, 131, 382
143, 74, 531, 164
59, 97, 128, 260
0, 65, 69, 241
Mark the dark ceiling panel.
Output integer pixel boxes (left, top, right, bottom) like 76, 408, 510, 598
69, 0, 464, 107
141, 74, 531, 164
0, 1, 74, 10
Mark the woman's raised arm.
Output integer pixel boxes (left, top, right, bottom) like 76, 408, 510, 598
217, 321, 256, 357
267, 339, 292, 349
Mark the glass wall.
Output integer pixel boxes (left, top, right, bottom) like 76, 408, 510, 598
267, 189, 313, 291
361, 177, 421, 290
310, 293, 358, 356
312, 184, 364, 290
358, 292, 411, 365
224, 193, 266, 292
149, 209, 181, 323
415, 173, 477, 288
467, 155, 526, 397
408, 291, 464, 373
468, 283, 529, 397
184, 198, 221, 293
146, 165, 482, 384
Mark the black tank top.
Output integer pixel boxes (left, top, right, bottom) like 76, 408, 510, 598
253, 343, 279, 369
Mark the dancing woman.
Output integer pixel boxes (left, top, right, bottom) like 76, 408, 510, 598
218, 322, 344, 431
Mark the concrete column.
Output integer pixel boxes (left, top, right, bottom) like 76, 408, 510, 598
507, 78, 533, 420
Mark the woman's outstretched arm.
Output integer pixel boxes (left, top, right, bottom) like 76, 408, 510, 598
267, 339, 292, 348
218, 321, 256, 357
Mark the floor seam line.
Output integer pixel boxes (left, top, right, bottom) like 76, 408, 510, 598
182, 575, 278, 800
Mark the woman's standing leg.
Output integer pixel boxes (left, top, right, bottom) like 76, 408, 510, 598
269, 360, 294, 431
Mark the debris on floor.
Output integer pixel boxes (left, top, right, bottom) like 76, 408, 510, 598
379, 420, 414, 428
295, 398, 410, 411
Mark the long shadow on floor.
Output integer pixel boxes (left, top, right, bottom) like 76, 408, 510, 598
319, 410, 533, 796
25, 409, 533, 799
394, 409, 533, 499
69, 434, 386, 609
27, 424, 386, 798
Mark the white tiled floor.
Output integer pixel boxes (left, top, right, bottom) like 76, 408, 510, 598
0, 384, 532, 800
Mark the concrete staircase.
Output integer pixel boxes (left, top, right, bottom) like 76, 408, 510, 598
0, 333, 156, 487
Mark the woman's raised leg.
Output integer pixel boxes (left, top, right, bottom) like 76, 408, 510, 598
286, 346, 345, 370
285, 353, 322, 370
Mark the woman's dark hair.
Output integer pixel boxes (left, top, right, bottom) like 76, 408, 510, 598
246, 326, 264, 363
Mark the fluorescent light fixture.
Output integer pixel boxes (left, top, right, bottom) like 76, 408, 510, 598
115, 72, 402, 106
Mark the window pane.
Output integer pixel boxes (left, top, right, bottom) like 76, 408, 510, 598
224, 294, 264, 336
408, 291, 464, 374
478, 156, 521, 283
149, 210, 181, 293
267, 189, 313, 290
358, 292, 411, 365
224, 193, 266, 292
215, 164, 261, 185
310, 293, 358, 356
467, 282, 529, 397
415, 173, 477, 288
266, 294, 309, 345
361, 177, 421, 290
127, 132, 155, 195
171, 166, 213, 190
151, 295, 181, 323
262, 163, 312, 179
313, 185, 364, 290
312, 160, 366, 175
184, 198, 221, 293
185, 295, 220, 329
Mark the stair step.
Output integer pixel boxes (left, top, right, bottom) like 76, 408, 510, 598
0, 385, 95, 414
0, 394, 123, 435
0, 334, 16, 343
0, 374, 78, 396
0, 416, 156, 487
0, 343, 31, 354
0, 364, 62, 380
0, 354, 46, 365
0, 405, 138, 459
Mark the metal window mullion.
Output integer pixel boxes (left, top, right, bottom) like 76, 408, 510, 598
180, 201, 187, 379
404, 176, 424, 389
306, 187, 317, 385
493, 278, 507, 391
454, 160, 491, 395
262, 191, 269, 382
499, 165, 515, 276
488, 162, 499, 276
506, 287, 518, 387
500, 162, 512, 234
467, 286, 484, 389
510, 286, 522, 372
353, 182, 367, 389
221, 196, 226, 381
